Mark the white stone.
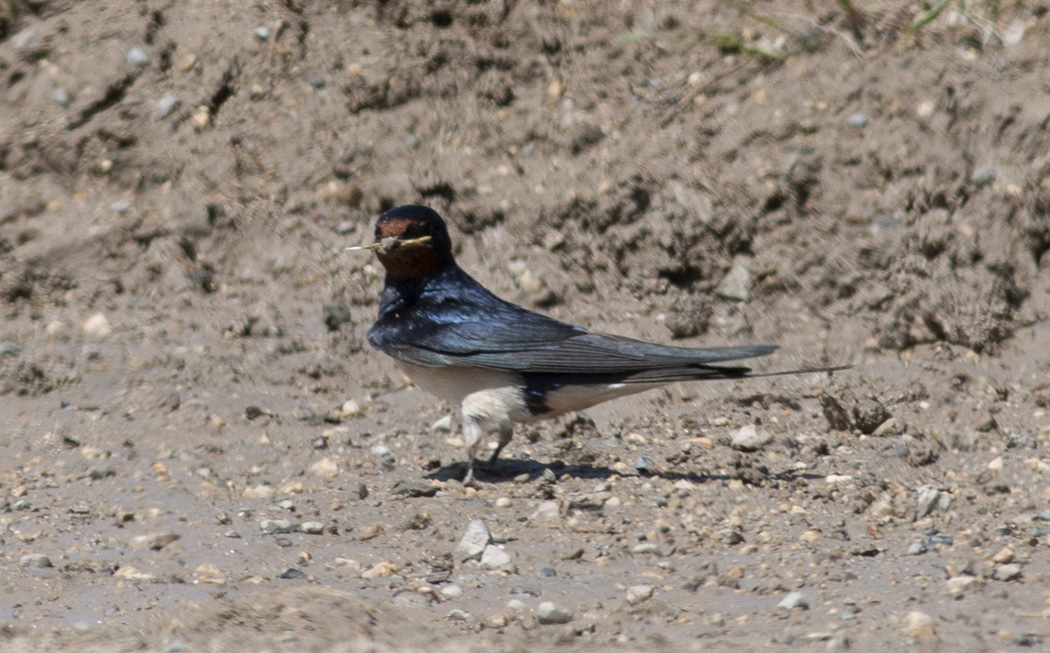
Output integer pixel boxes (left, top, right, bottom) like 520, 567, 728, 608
309, 458, 339, 478
340, 399, 362, 417
778, 591, 808, 611
716, 256, 752, 302
536, 601, 573, 624
456, 518, 491, 560
480, 544, 511, 568
730, 424, 773, 452
904, 611, 937, 639
528, 500, 561, 526
626, 585, 653, 605
81, 313, 112, 338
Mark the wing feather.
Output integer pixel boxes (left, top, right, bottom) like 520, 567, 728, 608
369, 265, 777, 375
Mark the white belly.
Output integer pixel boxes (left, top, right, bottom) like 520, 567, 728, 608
398, 362, 531, 425
397, 362, 517, 403
397, 362, 666, 425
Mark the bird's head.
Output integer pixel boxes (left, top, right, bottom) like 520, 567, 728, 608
347, 205, 455, 279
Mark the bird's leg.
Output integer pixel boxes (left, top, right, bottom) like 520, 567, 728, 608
463, 452, 477, 487
461, 413, 484, 486
487, 423, 514, 467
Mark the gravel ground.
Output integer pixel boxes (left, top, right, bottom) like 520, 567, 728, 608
2, 1, 1050, 651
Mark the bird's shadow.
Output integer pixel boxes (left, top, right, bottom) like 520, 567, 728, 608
424, 457, 824, 485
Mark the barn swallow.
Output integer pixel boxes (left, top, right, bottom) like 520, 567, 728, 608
350, 204, 844, 484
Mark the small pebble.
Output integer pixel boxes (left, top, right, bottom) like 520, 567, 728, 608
243, 485, 276, 499
927, 534, 954, 546
991, 546, 1015, 564
716, 256, 751, 302
361, 561, 398, 578
309, 458, 339, 478
440, 584, 463, 599
280, 567, 306, 580
278, 499, 295, 511
916, 487, 941, 517
495, 497, 511, 508
916, 100, 936, 119
191, 105, 210, 129
944, 575, 976, 596
340, 399, 362, 417
52, 88, 70, 106
626, 585, 654, 605
260, 519, 296, 534
446, 608, 471, 621
904, 611, 937, 639
390, 480, 438, 498
178, 53, 197, 71
635, 455, 654, 472
971, 165, 997, 186
371, 444, 392, 457
906, 542, 928, 556
194, 563, 226, 584
129, 532, 180, 551
300, 521, 325, 534
536, 601, 573, 625
308, 75, 326, 88
279, 480, 304, 495
730, 424, 773, 452
20, 554, 53, 569
846, 112, 868, 128
156, 93, 179, 118
81, 313, 113, 339
253, 26, 271, 40
778, 591, 809, 611
114, 566, 154, 581
872, 416, 904, 437
995, 564, 1022, 581
125, 47, 150, 67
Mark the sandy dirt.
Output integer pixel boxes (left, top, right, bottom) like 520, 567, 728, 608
2, 1, 1050, 650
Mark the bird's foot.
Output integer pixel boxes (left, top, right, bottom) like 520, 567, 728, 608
462, 461, 478, 487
